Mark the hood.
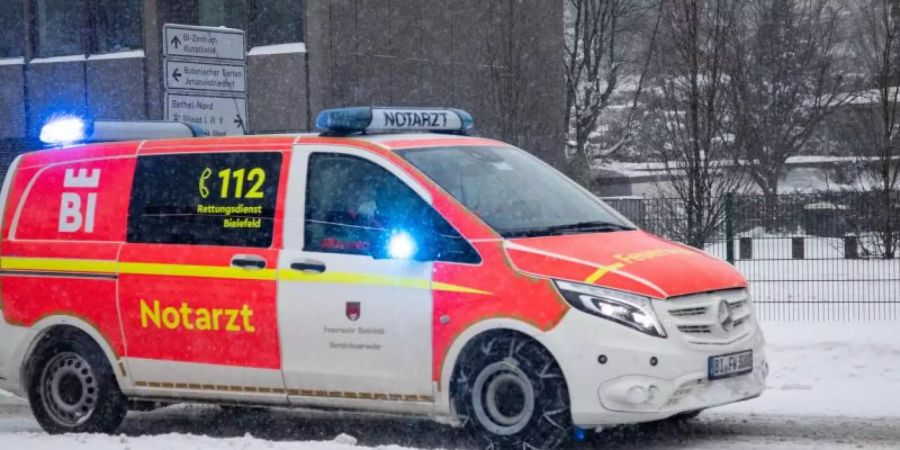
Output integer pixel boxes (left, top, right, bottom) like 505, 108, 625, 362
505, 230, 746, 299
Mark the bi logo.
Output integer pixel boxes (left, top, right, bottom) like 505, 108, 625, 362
58, 168, 100, 233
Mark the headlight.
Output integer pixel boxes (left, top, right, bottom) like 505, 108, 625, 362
554, 280, 667, 338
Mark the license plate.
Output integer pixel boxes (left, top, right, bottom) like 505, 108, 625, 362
708, 350, 753, 380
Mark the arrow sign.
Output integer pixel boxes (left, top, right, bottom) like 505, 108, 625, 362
166, 93, 248, 136
164, 60, 246, 92
163, 24, 246, 61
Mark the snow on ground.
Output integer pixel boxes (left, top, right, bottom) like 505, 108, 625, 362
2, 320, 899, 448
0, 432, 413, 450
715, 321, 900, 418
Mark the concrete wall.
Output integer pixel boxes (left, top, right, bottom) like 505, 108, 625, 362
25, 61, 88, 137
247, 50, 309, 133
87, 57, 148, 121
0, 63, 26, 139
0, 0, 564, 164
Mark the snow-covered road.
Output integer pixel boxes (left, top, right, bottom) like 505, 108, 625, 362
2, 321, 898, 449
1, 399, 899, 449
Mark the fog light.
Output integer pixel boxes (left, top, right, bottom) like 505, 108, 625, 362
626, 386, 648, 404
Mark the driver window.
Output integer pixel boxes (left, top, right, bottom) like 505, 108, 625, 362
303, 153, 479, 263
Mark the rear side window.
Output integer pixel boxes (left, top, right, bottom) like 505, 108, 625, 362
127, 152, 282, 247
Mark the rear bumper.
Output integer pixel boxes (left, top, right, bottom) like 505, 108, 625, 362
0, 319, 33, 398
537, 309, 767, 427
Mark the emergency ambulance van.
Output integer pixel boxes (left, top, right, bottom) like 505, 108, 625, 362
0, 108, 765, 449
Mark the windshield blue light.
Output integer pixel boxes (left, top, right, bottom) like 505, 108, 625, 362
40, 116, 89, 145
387, 231, 417, 259
316, 107, 473, 135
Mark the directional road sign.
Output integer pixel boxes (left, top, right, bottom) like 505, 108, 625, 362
165, 93, 248, 137
165, 59, 246, 93
163, 24, 246, 61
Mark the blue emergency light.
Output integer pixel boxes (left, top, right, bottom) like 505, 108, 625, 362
316, 107, 474, 135
40, 116, 207, 146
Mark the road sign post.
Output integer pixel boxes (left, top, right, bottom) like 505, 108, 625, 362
162, 24, 248, 136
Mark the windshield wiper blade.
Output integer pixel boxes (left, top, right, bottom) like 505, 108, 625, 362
503, 221, 635, 238
542, 220, 635, 233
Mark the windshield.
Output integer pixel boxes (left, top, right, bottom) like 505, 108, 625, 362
399, 146, 635, 238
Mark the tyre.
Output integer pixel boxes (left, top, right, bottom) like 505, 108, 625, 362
28, 331, 128, 434
452, 333, 571, 449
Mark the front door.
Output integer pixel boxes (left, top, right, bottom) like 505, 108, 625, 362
278, 146, 435, 401
117, 151, 286, 400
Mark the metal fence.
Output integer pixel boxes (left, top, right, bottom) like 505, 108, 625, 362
603, 193, 900, 321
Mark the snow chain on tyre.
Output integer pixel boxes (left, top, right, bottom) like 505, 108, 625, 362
452, 333, 572, 449
28, 331, 128, 434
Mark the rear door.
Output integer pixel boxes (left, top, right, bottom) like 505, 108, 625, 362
117, 150, 288, 402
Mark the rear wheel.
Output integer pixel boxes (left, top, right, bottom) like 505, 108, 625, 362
452, 333, 571, 449
28, 332, 127, 434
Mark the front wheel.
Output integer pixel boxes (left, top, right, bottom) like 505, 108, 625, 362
452, 334, 571, 449
28, 332, 127, 434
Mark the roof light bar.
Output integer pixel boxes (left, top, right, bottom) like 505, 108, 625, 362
316, 107, 474, 136
40, 117, 208, 146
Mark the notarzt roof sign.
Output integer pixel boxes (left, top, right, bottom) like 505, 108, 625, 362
163, 24, 246, 61
316, 107, 473, 135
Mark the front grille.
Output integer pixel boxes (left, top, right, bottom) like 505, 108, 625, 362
657, 289, 755, 344
678, 325, 712, 334
669, 306, 708, 317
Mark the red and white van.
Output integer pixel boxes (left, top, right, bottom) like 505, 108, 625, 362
0, 108, 765, 449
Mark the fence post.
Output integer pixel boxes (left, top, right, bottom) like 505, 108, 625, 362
845, 236, 859, 259
725, 193, 735, 264
792, 237, 805, 259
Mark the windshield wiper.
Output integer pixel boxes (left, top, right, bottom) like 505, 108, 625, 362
503, 221, 636, 238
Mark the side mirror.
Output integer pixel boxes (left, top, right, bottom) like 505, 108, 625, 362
371, 230, 437, 262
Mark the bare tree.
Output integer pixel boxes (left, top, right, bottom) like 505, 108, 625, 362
845, 0, 900, 258
640, 0, 746, 248
564, 0, 658, 186
726, 0, 850, 229
485, 1, 565, 168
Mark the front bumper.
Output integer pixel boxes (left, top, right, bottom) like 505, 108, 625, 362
538, 308, 767, 427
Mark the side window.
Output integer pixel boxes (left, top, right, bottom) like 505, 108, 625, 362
304, 153, 479, 264
128, 152, 281, 247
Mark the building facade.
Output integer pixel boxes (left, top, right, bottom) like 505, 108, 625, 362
0, 0, 564, 171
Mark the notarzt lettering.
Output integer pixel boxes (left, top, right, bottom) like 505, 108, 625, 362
139, 299, 255, 333
382, 111, 448, 128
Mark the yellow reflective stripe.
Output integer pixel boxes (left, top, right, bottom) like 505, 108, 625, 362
117, 262, 277, 281
0, 257, 118, 274
0, 257, 490, 295
431, 281, 491, 295
584, 262, 626, 284
277, 270, 490, 295
278, 269, 429, 289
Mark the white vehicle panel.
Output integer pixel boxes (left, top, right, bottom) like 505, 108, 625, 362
278, 145, 434, 401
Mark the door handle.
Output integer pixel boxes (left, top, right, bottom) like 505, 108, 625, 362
290, 260, 327, 273
231, 255, 266, 270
